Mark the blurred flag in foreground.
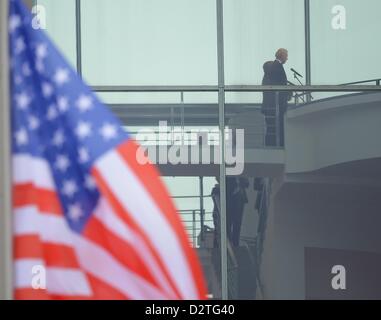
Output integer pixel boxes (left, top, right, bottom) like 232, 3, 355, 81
9, 0, 206, 299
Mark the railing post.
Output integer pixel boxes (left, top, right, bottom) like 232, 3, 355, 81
192, 210, 196, 248
262, 113, 266, 147
199, 177, 205, 241
275, 92, 280, 147
75, 0, 82, 77
304, 0, 312, 103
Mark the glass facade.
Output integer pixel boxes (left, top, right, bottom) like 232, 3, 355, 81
37, 0, 381, 299
81, 0, 217, 86
40, 0, 381, 87
224, 0, 305, 85
310, 0, 381, 85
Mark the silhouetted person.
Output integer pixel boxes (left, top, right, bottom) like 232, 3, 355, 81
211, 177, 236, 248
230, 177, 249, 246
211, 177, 248, 247
269, 48, 291, 147
254, 177, 264, 212
211, 178, 221, 248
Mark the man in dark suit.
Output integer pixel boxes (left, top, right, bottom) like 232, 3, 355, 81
264, 48, 291, 147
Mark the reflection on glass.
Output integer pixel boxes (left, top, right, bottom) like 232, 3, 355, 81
37, 0, 77, 67
224, 0, 305, 87
81, 0, 217, 86
311, 0, 381, 85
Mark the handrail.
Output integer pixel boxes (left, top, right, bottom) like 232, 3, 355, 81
177, 209, 212, 214
93, 84, 381, 92
339, 78, 381, 86
293, 78, 381, 105
255, 177, 272, 299
171, 195, 212, 199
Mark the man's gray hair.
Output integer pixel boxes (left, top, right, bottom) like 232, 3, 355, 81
275, 48, 288, 59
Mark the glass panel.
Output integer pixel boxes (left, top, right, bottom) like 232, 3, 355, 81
311, 0, 381, 85
114, 92, 222, 299
37, 0, 77, 68
222, 90, 268, 299
81, 0, 217, 86
224, 0, 305, 86
97, 92, 181, 104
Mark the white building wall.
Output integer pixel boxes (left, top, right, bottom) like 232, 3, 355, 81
260, 180, 381, 299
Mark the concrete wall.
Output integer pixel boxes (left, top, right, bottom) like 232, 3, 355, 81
285, 93, 381, 174
260, 178, 381, 299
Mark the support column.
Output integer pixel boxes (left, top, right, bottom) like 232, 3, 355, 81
0, 0, 13, 300
216, 0, 228, 300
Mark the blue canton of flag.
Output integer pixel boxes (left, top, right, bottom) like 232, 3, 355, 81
10, 0, 128, 233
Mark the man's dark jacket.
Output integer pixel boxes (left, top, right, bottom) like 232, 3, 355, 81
269, 60, 290, 110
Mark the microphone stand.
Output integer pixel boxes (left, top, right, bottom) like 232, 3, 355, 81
291, 71, 313, 102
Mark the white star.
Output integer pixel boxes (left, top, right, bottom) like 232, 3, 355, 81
52, 130, 65, 147
53, 68, 70, 86
15, 128, 28, 146
75, 95, 93, 112
62, 180, 78, 198
55, 155, 70, 172
78, 147, 90, 163
36, 43, 48, 59
75, 121, 92, 139
42, 82, 53, 98
35, 60, 45, 74
14, 74, 22, 85
15, 37, 26, 54
22, 62, 32, 77
100, 123, 118, 141
28, 116, 40, 130
9, 15, 21, 33
46, 105, 58, 121
15, 92, 31, 110
85, 175, 97, 190
68, 203, 83, 221
57, 96, 69, 113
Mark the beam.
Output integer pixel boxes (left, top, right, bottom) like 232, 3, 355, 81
216, 0, 228, 300
92, 85, 381, 93
75, 0, 82, 76
304, 0, 311, 95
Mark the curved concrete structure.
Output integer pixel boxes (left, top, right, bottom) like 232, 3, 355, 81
285, 92, 381, 175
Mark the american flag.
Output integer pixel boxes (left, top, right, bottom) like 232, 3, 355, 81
9, 0, 206, 299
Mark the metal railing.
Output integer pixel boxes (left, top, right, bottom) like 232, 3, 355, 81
93, 84, 381, 93
177, 208, 213, 248
254, 177, 272, 299
175, 183, 270, 299
113, 78, 381, 150
293, 78, 381, 106
127, 129, 230, 147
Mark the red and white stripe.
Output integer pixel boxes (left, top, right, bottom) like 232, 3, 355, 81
13, 140, 206, 300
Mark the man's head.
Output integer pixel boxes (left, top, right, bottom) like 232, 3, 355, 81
275, 48, 288, 64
